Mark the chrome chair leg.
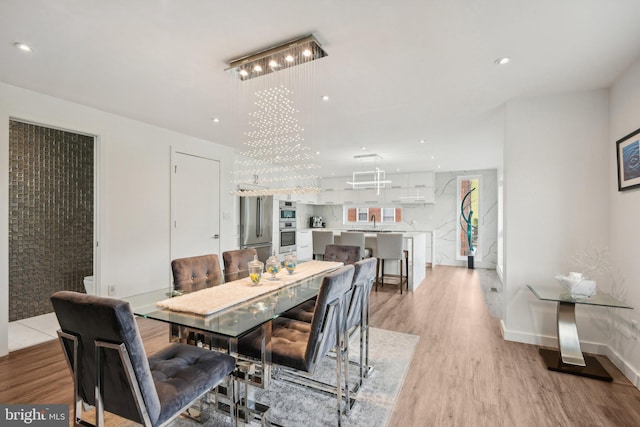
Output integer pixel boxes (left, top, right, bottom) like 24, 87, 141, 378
335, 307, 343, 426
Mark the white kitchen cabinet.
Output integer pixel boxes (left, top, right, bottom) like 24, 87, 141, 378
387, 173, 408, 188
296, 230, 313, 261
408, 171, 433, 188
401, 172, 435, 204
318, 172, 435, 205
319, 177, 347, 204
319, 188, 342, 204
384, 185, 404, 204
293, 191, 318, 204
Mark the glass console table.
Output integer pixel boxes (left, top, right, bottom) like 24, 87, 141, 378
527, 284, 633, 382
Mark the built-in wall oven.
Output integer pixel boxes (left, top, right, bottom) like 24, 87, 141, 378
279, 200, 297, 253
279, 200, 297, 221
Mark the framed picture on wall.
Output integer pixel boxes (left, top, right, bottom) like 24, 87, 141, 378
616, 127, 640, 191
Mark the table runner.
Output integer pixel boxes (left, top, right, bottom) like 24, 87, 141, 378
156, 260, 343, 316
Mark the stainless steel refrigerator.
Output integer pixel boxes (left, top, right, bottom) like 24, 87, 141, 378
240, 196, 273, 263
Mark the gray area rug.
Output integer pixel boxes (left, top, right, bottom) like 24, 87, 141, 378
173, 327, 419, 427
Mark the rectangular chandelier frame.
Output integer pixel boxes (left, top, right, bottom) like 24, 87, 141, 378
346, 154, 392, 195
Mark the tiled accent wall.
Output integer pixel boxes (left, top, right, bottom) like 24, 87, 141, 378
8, 121, 94, 321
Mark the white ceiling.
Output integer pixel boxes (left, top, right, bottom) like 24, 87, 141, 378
2, 0, 640, 176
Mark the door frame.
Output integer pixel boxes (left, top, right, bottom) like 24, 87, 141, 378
2, 117, 101, 355
170, 147, 222, 262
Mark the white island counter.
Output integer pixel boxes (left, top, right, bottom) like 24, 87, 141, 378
320, 229, 431, 291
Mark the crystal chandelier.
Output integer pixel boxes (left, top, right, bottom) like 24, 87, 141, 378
228, 35, 327, 197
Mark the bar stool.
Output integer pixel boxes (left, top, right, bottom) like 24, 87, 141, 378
312, 230, 334, 260
340, 231, 367, 259
364, 235, 377, 259
375, 233, 409, 294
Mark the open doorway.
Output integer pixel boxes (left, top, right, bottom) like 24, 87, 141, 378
7, 120, 95, 351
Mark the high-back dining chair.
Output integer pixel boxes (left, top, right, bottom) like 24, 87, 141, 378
238, 265, 355, 426
222, 248, 258, 282
51, 291, 236, 427
280, 258, 377, 388
312, 230, 334, 260
170, 253, 223, 293
345, 257, 377, 387
324, 244, 361, 265
170, 254, 224, 346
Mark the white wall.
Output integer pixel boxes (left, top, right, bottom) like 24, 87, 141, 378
503, 90, 611, 352
608, 58, 640, 386
0, 82, 237, 356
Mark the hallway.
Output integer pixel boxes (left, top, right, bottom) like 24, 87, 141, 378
369, 266, 640, 427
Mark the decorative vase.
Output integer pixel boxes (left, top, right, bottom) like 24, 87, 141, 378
248, 255, 264, 285
285, 252, 297, 274
266, 253, 281, 280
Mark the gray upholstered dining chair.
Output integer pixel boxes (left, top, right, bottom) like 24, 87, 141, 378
280, 257, 378, 388
170, 254, 224, 346
222, 248, 258, 282
238, 265, 355, 426
323, 244, 361, 265
51, 291, 236, 427
312, 230, 334, 260
170, 253, 223, 293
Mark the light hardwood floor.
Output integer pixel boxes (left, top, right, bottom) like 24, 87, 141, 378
370, 266, 640, 427
1, 266, 640, 426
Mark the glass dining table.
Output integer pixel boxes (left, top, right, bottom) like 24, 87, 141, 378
122, 260, 342, 424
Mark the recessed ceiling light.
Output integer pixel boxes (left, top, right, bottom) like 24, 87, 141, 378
315, 151, 320, 155
14, 42, 32, 52
396, 168, 400, 172
430, 154, 435, 160
419, 139, 425, 144
211, 117, 220, 123
495, 57, 510, 65
361, 146, 367, 150
321, 95, 329, 101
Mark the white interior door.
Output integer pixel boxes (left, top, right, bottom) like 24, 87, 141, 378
171, 151, 220, 259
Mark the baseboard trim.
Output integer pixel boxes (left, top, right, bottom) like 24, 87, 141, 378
606, 345, 640, 388
503, 328, 636, 388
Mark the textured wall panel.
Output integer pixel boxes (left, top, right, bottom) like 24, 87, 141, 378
8, 121, 94, 321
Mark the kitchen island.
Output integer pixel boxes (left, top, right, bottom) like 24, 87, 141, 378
321, 229, 431, 290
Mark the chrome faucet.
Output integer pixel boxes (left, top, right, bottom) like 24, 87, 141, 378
371, 214, 377, 229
